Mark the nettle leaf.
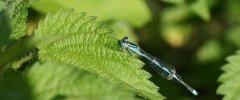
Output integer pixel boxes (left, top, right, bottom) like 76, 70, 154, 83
28, 62, 136, 100
0, 1, 11, 48
0, 70, 32, 100
0, 0, 7, 11
34, 9, 164, 99
0, 62, 136, 100
7, 0, 28, 39
30, 0, 151, 27
217, 50, 240, 100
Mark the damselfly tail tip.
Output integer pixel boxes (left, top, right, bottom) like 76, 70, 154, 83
180, 80, 198, 96
192, 89, 198, 96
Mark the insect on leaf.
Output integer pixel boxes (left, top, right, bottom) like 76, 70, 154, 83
34, 9, 164, 99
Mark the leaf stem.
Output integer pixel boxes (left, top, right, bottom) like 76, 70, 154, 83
0, 36, 36, 71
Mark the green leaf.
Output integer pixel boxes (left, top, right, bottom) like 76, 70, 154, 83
0, 69, 32, 100
34, 9, 164, 99
190, 0, 210, 21
196, 39, 222, 63
225, 0, 240, 23
0, 37, 35, 69
30, 0, 151, 27
7, 0, 28, 39
0, 1, 10, 49
161, 6, 190, 23
0, 0, 7, 11
217, 50, 240, 100
226, 26, 240, 48
28, 62, 136, 100
0, 62, 137, 100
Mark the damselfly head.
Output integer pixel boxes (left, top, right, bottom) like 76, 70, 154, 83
119, 36, 129, 48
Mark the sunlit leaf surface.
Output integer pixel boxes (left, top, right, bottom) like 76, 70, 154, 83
34, 9, 164, 100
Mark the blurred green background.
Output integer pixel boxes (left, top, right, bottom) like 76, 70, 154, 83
26, 0, 240, 99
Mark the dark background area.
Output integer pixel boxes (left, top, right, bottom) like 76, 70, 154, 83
136, 0, 239, 99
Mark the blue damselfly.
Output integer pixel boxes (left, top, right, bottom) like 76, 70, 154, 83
119, 36, 198, 96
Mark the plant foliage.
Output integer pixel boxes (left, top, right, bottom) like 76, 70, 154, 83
1, 0, 237, 99
217, 51, 240, 100
0, 62, 136, 100
30, 0, 151, 27
34, 9, 163, 99
6, 0, 28, 39
0, 0, 10, 48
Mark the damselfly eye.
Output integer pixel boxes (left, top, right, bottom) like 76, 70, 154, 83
123, 36, 128, 40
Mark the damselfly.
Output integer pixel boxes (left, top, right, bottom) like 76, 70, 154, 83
119, 36, 198, 96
